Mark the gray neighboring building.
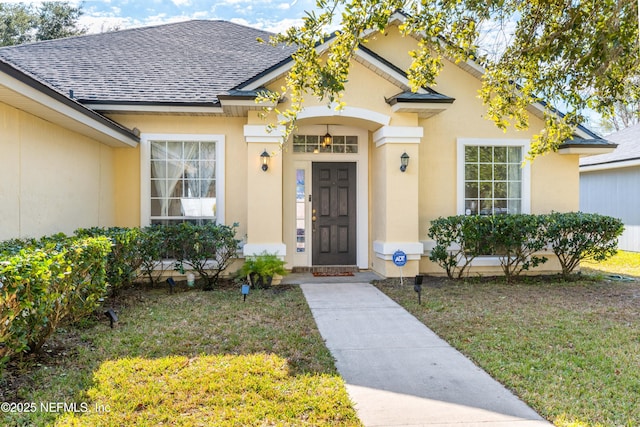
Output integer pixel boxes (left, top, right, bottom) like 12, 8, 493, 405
580, 123, 640, 252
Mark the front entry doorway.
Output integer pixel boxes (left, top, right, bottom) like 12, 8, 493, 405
312, 162, 357, 265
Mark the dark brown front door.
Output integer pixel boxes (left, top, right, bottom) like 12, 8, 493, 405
312, 162, 357, 265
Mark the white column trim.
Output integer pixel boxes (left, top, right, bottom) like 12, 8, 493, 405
373, 126, 424, 147
244, 125, 286, 143
373, 240, 425, 261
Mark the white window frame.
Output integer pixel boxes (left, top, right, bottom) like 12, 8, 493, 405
140, 133, 225, 226
457, 138, 531, 216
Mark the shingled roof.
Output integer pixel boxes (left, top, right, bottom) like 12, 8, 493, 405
580, 123, 640, 168
0, 20, 295, 105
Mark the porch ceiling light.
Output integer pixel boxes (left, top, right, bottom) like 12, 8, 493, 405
261, 149, 271, 171
400, 152, 410, 172
322, 124, 332, 147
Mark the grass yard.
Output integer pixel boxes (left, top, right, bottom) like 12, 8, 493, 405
0, 284, 361, 426
374, 251, 640, 427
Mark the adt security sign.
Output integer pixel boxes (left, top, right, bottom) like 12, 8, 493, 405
392, 250, 407, 267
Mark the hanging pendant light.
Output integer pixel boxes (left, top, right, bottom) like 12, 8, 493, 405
322, 124, 332, 147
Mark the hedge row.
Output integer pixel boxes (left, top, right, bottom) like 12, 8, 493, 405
75, 222, 240, 291
0, 223, 240, 368
428, 212, 624, 280
0, 235, 111, 367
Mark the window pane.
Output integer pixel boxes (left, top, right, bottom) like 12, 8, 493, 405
465, 182, 478, 198
508, 146, 522, 162
479, 146, 493, 162
494, 147, 507, 162
465, 146, 478, 162
494, 199, 507, 215
508, 181, 521, 198
494, 182, 507, 198
480, 200, 493, 215
296, 169, 306, 252
465, 199, 479, 215
479, 182, 493, 199
508, 200, 521, 214
465, 164, 478, 181
479, 164, 493, 180
494, 164, 507, 180
167, 141, 182, 159
508, 164, 521, 181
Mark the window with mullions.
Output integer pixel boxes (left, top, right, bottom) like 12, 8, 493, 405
292, 135, 358, 153
150, 140, 217, 225
463, 145, 523, 215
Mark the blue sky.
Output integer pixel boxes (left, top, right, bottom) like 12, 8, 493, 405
8, 0, 317, 34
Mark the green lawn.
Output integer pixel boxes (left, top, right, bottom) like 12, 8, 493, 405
375, 252, 640, 427
1, 285, 361, 426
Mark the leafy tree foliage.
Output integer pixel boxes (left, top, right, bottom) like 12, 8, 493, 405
263, 0, 640, 159
598, 76, 640, 132
0, 1, 85, 47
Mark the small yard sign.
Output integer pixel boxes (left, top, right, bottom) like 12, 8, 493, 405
392, 250, 407, 267
393, 250, 407, 285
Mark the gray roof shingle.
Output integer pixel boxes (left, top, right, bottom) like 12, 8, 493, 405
0, 20, 295, 104
580, 123, 640, 167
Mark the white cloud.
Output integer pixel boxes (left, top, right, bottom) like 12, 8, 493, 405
257, 17, 303, 33
171, 0, 191, 6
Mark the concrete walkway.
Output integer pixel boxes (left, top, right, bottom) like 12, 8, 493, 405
300, 282, 553, 427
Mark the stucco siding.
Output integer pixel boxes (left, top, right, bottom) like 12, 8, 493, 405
107, 114, 249, 237
580, 168, 640, 252
0, 102, 116, 240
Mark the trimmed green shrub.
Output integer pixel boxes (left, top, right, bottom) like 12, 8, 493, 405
544, 212, 624, 279
75, 227, 144, 292
138, 225, 169, 286
428, 215, 493, 279
169, 222, 240, 290
0, 236, 110, 367
489, 214, 548, 281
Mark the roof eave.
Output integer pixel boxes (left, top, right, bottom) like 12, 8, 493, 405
557, 140, 618, 156
0, 59, 139, 148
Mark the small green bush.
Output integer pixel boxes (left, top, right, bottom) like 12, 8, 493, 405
544, 212, 624, 279
138, 226, 169, 286
428, 215, 493, 279
489, 214, 548, 281
169, 222, 240, 290
238, 252, 287, 289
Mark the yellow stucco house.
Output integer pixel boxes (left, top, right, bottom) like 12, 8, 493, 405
0, 14, 614, 277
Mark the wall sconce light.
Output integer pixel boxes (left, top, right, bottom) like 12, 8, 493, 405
400, 152, 410, 172
261, 150, 270, 171
322, 125, 332, 147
